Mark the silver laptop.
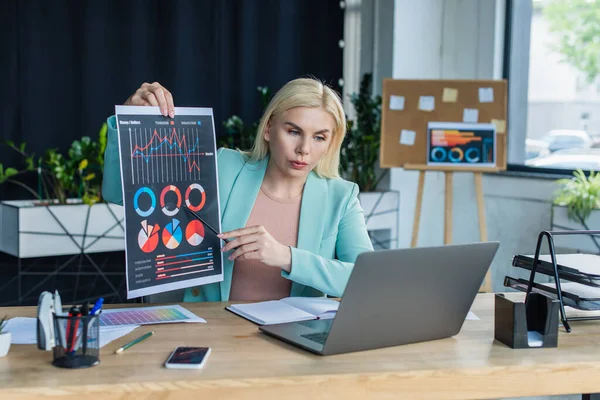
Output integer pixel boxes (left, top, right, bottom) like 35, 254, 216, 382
259, 242, 500, 355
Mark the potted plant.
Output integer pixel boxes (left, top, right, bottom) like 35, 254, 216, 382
552, 169, 600, 253
0, 316, 10, 357
340, 73, 387, 192
0, 123, 125, 258
340, 73, 397, 248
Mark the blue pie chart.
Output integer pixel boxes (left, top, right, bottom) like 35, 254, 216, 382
162, 218, 183, 250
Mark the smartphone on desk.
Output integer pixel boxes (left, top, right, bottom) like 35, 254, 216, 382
164, 347, 211, 369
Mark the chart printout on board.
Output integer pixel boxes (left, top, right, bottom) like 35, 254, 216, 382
115, 106, 223, 299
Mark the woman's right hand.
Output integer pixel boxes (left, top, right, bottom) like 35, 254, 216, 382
124, 82, 175, 118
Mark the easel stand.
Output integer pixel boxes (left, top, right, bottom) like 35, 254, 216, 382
409, 165, 496, 292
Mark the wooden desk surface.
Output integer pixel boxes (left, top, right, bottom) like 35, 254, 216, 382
1, 293, 600, 399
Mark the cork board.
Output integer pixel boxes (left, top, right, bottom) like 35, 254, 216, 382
380, 79, 507, 172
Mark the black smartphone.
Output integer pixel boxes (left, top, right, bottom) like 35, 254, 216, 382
164, 346, 211, 369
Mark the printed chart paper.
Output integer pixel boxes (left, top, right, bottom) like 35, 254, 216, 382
115, 106, 223, 299
99, 305, 206, 327
426, 122, 496, 167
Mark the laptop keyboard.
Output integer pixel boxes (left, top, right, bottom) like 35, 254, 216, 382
298, 319, 333, 330
301, 331, 329, 345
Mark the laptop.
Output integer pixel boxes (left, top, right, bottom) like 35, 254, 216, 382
259, 241, 500, 355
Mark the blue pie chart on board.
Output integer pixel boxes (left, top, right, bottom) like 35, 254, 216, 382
162, 218, 183, 250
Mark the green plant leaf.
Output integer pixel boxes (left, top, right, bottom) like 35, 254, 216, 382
554, 168, 600, 223
543, 0, 600, 83
340, 73, 384, 192
0, 315, 7, 334
5, 168, 18, 178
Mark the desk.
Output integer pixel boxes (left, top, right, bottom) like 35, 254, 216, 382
1, 293, 600, 399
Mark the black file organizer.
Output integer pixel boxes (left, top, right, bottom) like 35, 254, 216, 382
505, 229, 600, 333
494, 292, 559, 348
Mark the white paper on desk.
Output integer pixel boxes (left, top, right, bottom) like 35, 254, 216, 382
229, 301, 316, 325
465, 311, 479, 321
5, 317, 37, 344
5, 317, 140, 348
281, 297, 340, 319
99, 325, 139, 348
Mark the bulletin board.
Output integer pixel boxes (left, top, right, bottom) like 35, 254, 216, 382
380, 79, 508, 172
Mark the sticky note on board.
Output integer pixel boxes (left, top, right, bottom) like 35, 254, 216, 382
442, 88, 458, 103
479, 87, 494, 103
399, 129, 416, 146
419, 96, 435, 112
463, 108, 479, 122
491, 119, 506, 133
389, 95, 405, 110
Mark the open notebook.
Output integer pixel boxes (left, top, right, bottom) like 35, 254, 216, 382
226, 297, 340, 325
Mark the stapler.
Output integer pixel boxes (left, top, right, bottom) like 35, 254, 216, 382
37, 290, 63, 351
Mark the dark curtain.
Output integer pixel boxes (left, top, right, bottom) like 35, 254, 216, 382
0, 0, 344, 200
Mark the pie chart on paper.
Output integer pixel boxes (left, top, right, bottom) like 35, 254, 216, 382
162, 218, 183, 250
185, 220, 205, 246
138, 220, 160, 253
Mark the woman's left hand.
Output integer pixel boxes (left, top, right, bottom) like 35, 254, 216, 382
219, 225, 292, 272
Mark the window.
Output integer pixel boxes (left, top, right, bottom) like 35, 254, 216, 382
506, 0, 600, 173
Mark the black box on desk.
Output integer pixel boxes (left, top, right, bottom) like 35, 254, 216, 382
494, 292, 559, 349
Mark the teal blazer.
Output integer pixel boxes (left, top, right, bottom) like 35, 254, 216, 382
102, 116, 374, 302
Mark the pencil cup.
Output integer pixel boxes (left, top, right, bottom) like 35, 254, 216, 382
494, 293, 559, 349
52, 312, 101, 369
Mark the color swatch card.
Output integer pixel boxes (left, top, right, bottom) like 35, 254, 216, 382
100, 305, 206, 327
115, 106, 224, 299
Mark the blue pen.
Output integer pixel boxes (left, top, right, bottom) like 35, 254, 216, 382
90, 298, 104, 315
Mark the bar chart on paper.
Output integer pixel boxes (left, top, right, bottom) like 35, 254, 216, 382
155, 249, 215, 281
115, 106, 224, 299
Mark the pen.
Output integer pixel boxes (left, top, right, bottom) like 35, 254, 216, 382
90, 298, 104, 315
115, 331, 154, 354
184, 204, 231, 243
66, 306, 81, 354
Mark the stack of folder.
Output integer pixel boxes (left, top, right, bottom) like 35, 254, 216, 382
505, 253, 600, 311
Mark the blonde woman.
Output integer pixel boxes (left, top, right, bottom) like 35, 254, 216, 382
102, 78, 373, 302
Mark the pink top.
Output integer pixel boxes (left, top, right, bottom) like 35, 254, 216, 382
228, 187, 302, 301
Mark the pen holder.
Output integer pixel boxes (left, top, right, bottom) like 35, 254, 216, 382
494, 293, 559, 349
52, 312, 101, 369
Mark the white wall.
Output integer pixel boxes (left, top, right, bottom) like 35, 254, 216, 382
390, 0, 560, 291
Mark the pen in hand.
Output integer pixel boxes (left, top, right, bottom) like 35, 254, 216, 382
183, 204, 231, 243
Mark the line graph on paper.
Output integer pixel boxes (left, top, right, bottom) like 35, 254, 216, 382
129, 127, 208, 185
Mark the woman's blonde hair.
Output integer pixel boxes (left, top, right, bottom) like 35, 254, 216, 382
243, 77, 346, 179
